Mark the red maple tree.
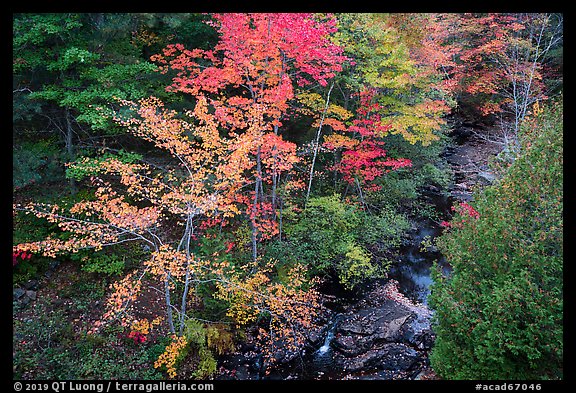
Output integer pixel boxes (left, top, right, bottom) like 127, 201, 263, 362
152, 13, 349, 259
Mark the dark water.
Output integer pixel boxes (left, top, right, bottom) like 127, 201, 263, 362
219, 192, 455, 380
388, 193, 453, 305
301, 192, 454, 377
389, 222, 446, 305
304, 314, 342, 379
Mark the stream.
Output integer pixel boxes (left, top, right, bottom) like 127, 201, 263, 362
216, 118, 492, 380
389, 193, 453, 306
301, 191, 454, 380
216, 191, 454, 380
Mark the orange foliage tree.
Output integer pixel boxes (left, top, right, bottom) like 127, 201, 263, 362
15, 96, 243, 333
151, 13, 348, 260
13, 93, 321, 373
422, 13, 562, 155
13, 12, 350, 376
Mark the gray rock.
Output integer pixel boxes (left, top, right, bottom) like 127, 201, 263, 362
25, 290, 37, 300
23, 279, 38, 290
327, 281, 435, 378
49, 261, 61, 270
450, 190, 473, 202
341, 348, 388, 372
477, 171, 496, 185
401, 316, 435, 350
13, 288, 25, 299
272, 348, 299, 364
333, 300, 412, 356
216, 353, 261, 380
378, 343, 420, 371
307, 325, 327, 346
340, 343, 420, 373
354, 370, 398, 380
332, 334, 362, 356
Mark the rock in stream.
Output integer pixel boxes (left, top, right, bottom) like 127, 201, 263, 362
329, 279, 434, 379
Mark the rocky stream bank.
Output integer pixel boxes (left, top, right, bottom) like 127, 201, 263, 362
215, 117, 502, 380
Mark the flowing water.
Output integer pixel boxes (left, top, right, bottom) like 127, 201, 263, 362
388, 223, 450, 305
249, 124, 481, 379
316, 317, 338, 355
301, 192, 453, 378
391, 225, 438, 305
305, 314, 342, 379
218, 191, 455, 380
388, 192, 453, 305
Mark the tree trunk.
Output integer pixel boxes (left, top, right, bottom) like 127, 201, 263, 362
178, 214, 194, 336
250, 146, 263, 262
305, 82, 334, 206
355, 177, 366, 208
164, 274, 176, 334
278, 195, 283, 241
271, 137, 278, 213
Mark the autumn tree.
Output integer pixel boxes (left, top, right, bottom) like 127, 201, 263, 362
310, 14, 453, 203
16, 96, 235, 333
14, 94, 321, 376
151, 13, 348, 260
13, 12, 348, 377
322, 88, 413, 204
424, 13, 563, 158
13, 13, 216, 139
333, 14, 453, 145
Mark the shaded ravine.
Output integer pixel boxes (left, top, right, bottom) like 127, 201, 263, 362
216, 118, 497, 380
305, 314, 342, 379
301, 192, 453, 380
215, 202, 452, 381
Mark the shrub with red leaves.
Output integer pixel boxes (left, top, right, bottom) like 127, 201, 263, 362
127, 331, 147, 344
13, 250, 31, 266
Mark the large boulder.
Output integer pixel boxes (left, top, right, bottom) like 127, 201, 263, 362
332, 300, 412, 356
13, 288, 25, 299
330, 280, 434, 377
341, 343, 420, 373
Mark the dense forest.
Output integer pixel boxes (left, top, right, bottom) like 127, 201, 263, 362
13, 13, 562, 381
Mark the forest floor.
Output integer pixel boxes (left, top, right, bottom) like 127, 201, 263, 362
12, 261, 176, 379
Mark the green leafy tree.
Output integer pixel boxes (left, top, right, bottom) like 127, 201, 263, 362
13, 13, 174, 138
429, 100, 563, 379
13, 13, 216, 195
284, 194, 387, 289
